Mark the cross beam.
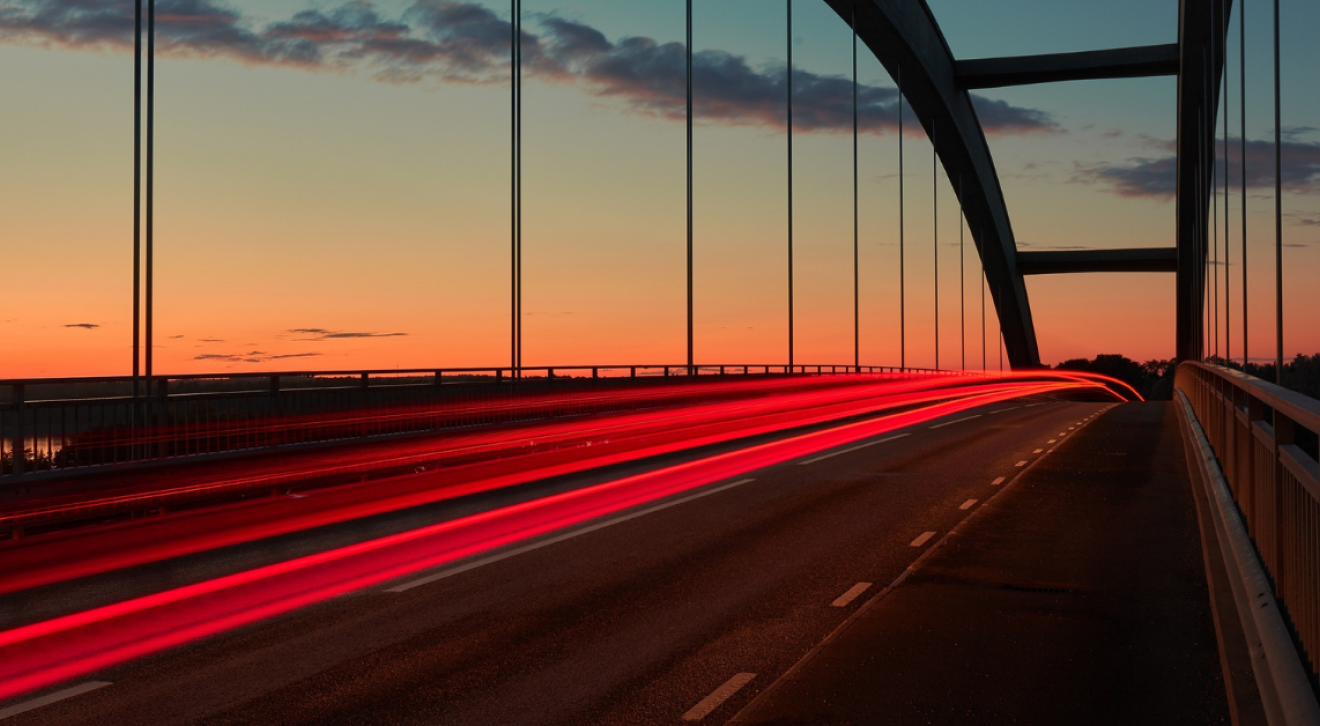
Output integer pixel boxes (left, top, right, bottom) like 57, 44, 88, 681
955, 45, 1181, 90
1018, 248, 1180, 276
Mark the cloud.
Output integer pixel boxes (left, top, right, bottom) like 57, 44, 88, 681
0, 1, 1056, 136
194, 351, 322, 363
288, 327, 407, 340
168, 334, 184, 339
1074, 136, 1320, 199
63, 322, 100, 329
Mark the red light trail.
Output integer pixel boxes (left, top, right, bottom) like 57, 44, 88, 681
0, 372, 1130, 701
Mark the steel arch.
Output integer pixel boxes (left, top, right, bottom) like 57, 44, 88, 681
823, 0, 1041, 368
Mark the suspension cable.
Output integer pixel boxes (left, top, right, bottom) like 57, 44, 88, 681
933, 129, 939, 370
1223, 0, 1231, 365
1241, 0, 1249, 369
898, 65, 905, 371
1273, 0, 1283, 383
145, 0, 154, 382
787, 0, 794, 370
510, 0, 520, 374
133, 0, 141, 397
852, 2, 859, 369
686, 0, 693, 371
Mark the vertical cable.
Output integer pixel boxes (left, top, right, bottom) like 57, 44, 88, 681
933, 130, 938, 370
981, 250, 986, 371
516, 0, 522, 374
687, 0, 694, 372
1241, 0, 1249, 369
959, 179, 965, 371
852, 2, 859, 369
1212, 49, 1219, 359
145, 0, 154, 381
898, 66, 905, 371
786, 0, 794, 369
1273, 0, 1282, 383
510, 0, 517, 374
1223, 0, 1231, 365
133, 0, 141, 395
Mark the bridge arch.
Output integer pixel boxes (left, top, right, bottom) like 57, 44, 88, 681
821, 0, 1041, 368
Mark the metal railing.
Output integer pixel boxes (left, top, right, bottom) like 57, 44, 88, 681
1177, 361, 1320, 680
1, 363, 956, 481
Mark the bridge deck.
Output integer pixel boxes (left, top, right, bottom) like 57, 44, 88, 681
739, 402, 1246, 725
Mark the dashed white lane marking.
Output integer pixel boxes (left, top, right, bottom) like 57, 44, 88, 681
683, 673, 756, 721
1033, 449, 1044, 454
1059, 432, 1068, 436
1015, 460, 1028, 467
1025, 403, 1044, 408
959, 499, 978, 510
929, 415, 981, 430
910, 531, 937, 547
1048, 439, 1057, 444
991, 476, 1006, 486
831, 582, 873, 607
1069, 426, 1076, 430
0, 682, 112, 720
387, 478, 756, 592
989, 406, 1019, 414
797, 434, 910, 465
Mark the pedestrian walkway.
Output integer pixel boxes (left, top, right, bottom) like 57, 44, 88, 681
738, 402, 1247, 725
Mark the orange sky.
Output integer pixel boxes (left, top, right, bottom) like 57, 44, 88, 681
3, 0, 1318, 379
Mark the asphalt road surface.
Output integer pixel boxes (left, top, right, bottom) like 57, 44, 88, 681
1, 399, 1219, 725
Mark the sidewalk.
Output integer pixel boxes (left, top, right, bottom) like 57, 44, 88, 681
737, 403, 1244, 725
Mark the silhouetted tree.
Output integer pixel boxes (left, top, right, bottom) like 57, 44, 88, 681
1055, 354, 1176, 400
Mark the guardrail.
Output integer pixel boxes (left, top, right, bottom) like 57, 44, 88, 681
1176, 361, 1320, 682
1, 363, 954, 481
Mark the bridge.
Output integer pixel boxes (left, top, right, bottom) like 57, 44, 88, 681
1, 0, 1319, 724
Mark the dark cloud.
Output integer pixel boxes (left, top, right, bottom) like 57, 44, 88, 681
0, 1, 1055, 136
1074, 136, 1320, 199
288, 328, 407, 340
63, 322, 100, 329
168, 334, 185, 339
194, 351, 321, 363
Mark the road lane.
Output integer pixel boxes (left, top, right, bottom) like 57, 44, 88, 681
0, 398, 1106, 726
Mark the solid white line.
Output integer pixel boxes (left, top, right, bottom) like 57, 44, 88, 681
928, 415, 981, 430
831, 582, 873, 607
386, 478, 756, 592
797, 434, 910, 465
683, 673, 756, 721
1033, 449, 1044, 454
990, 476, 1006, 486
1015, 460, 1028, 467
959, 499, 978, 510
0, 682, 111, 720
909, 531, 937, 547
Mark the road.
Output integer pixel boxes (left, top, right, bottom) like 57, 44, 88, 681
1, 398, 1145, 725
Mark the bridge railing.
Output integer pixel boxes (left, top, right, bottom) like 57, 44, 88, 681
0, 364, 958, 482
1177, 361, 1320, 678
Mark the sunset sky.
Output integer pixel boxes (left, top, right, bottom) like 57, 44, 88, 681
3, 0, 1318, 378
